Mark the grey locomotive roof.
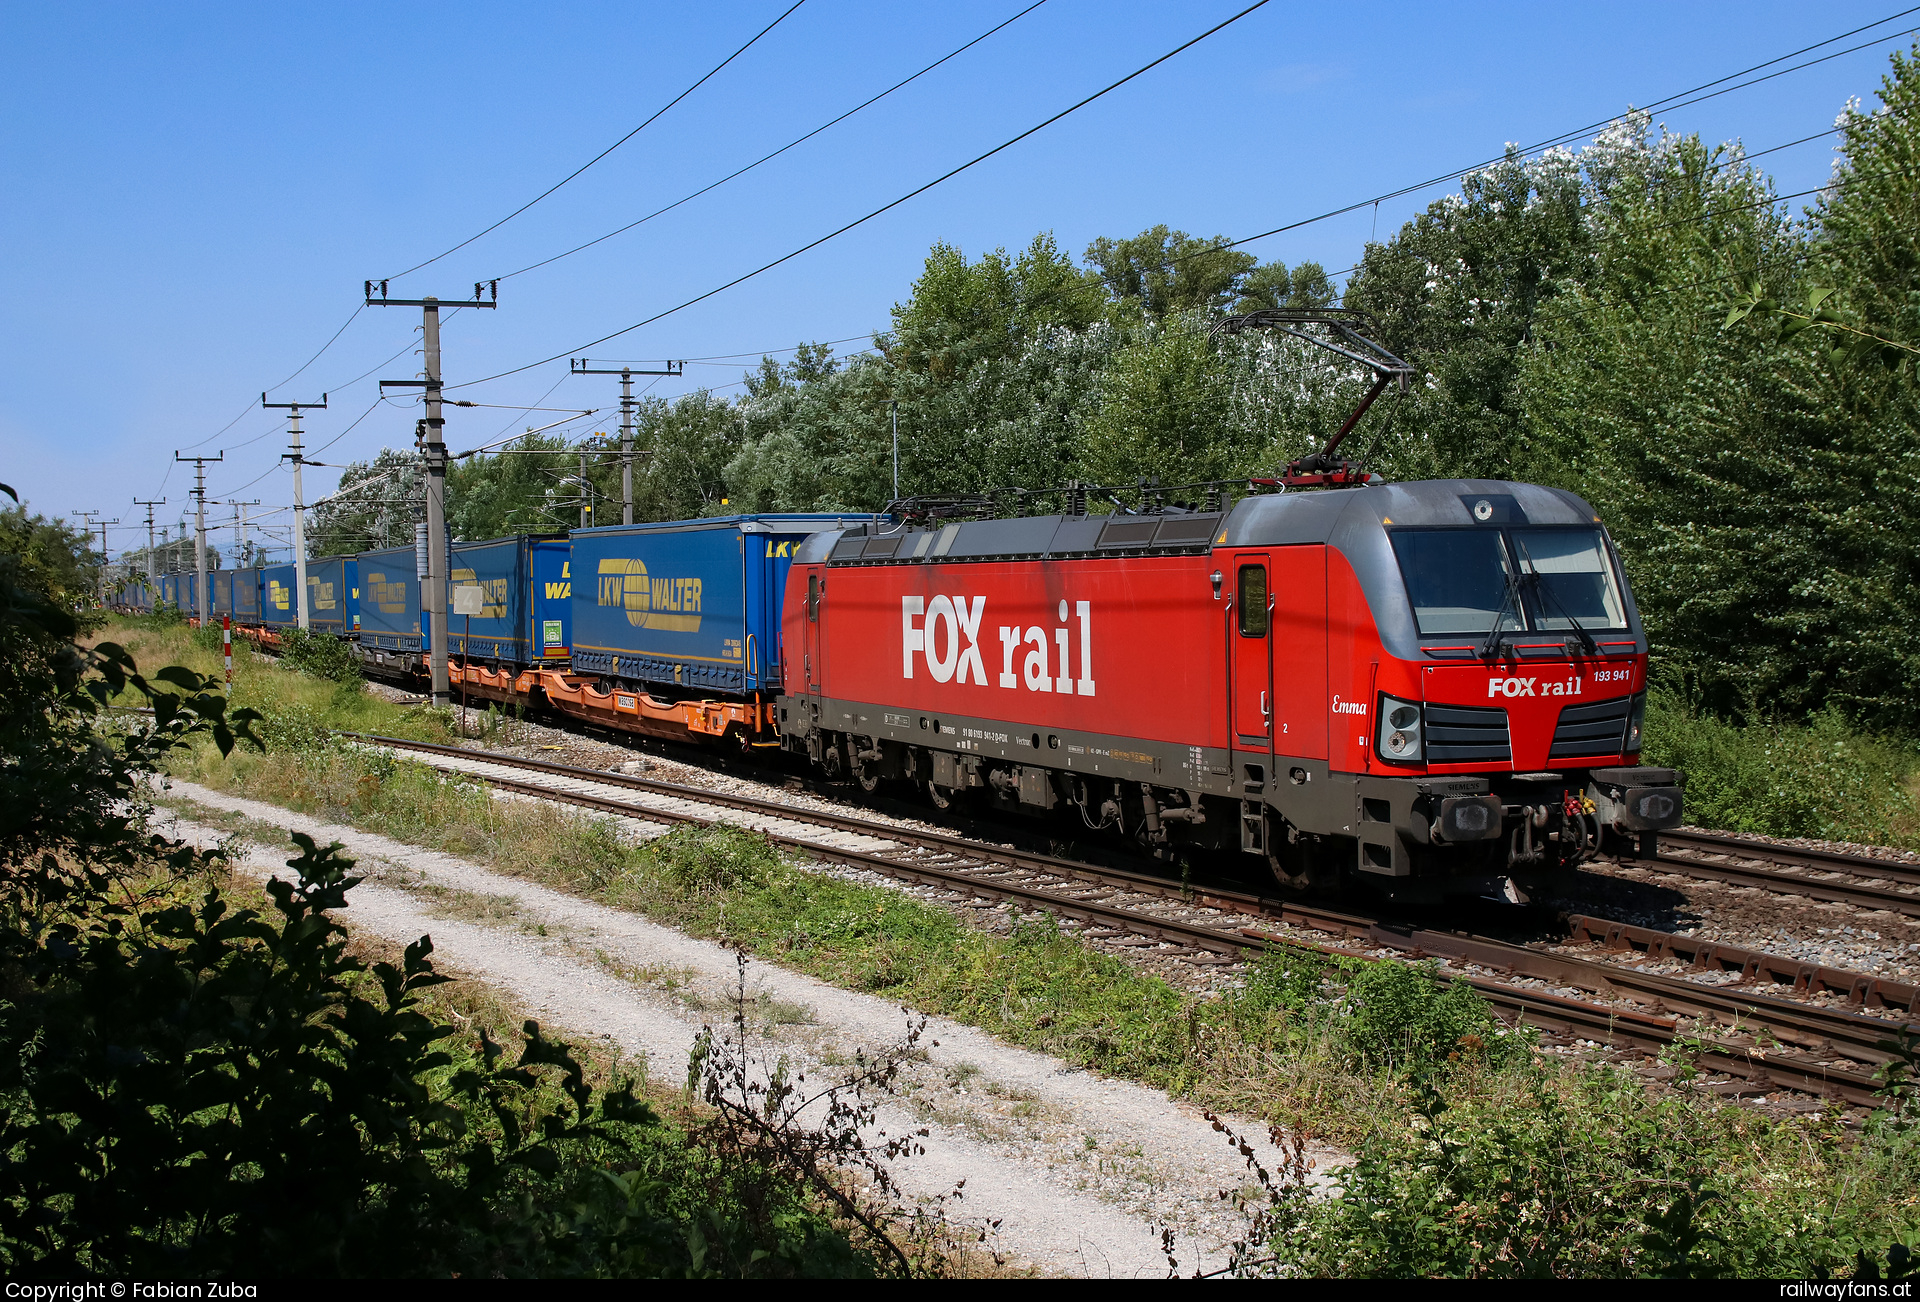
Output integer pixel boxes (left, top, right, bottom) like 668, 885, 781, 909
807, 480, 1605, 567
576, 512, 876, 540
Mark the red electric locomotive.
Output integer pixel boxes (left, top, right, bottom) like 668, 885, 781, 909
775, 313, 1683, 901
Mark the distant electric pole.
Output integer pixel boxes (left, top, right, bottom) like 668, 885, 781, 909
174, 452, 223, 623
366, 279, 499, 707
75, 511, 119, 602
262, 393, 326, 629
570, 359, 683, 526
221, 498, 261, 570
134, 497, 166, 586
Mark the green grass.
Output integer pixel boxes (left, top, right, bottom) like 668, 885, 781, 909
102, 616, 454, 743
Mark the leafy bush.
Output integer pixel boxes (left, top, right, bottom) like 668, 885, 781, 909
283, 626, 363, 683
254, 701, 338, 755
0, 833, 883, 1277
1642, 687, 1919, 843
1256, 1065, 1920, 1279
1341, 960, 1527, 1076
646, 824, 777, 894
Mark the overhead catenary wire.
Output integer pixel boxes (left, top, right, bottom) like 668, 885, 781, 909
488, 0, 1051, 284
1146, 11, 1920, 285
447, 0, 1276, 392
384, 1, 807, 284
1048, 10, 1920, 313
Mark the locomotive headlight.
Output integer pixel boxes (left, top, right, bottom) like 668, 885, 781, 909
1626, 691, 1647, 754
1377, 695, 1424, 764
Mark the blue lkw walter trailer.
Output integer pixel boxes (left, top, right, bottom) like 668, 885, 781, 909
232, 568, 261, 622
569, 513, 869, 697
448, 534, 571, 668
306, 555, 356, 636
355, 546, 422, 667
259, 564, 299, 628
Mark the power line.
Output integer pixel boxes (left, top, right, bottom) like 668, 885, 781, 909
681, 333, 875, 362
489, 0, 1050, 283
1064, 9, 1920, 309
384, 1, 808, 284
449, 0, 1276, 391
1202, 13, 1920, 266
263, 303, 365, 394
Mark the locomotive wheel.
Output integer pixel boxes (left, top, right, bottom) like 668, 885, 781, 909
1267, 824, 1335, 895
855, 766, 882, 794
927, 781, 956, 810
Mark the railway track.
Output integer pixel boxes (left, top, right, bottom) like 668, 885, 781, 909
343, 732, 1917, 1108
1627, 830, 1920, 918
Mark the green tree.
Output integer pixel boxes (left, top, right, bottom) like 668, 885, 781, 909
310, 448, 423, 556
0, 505, 100, 623
1518, 135, 1845, 718
1231, 258, 1336, 314
1344, 137, 1604, 480
631, 388, 746, 520
1083, 225, 1255, 319
1079, 313, 1238, 487
446, 432, 578, 539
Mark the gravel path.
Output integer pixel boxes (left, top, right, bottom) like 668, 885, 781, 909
160, 780, 1343, 1278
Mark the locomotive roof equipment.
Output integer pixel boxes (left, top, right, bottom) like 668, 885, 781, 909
1213, 308, 1414, 489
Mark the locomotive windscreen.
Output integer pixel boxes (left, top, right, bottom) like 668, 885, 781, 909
1510, 528, 1627, 631
1389, 530, 1521, 635
1390, 527, 1626, 635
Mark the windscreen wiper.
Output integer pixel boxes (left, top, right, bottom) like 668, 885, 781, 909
1479, 568, 1523, 661
1514, 538, 1599, 656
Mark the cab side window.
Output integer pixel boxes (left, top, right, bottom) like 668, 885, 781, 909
1237, 565, 1268, 637
807, 574, 820, 622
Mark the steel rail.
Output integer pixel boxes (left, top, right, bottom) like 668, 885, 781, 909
350, 733, 1904, 1106
1628, 846, 1920, 918
1563, 913, 1919, 1017
1660, 829, 1920, 887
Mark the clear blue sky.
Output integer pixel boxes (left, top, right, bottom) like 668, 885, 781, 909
5, 1, 1916, 559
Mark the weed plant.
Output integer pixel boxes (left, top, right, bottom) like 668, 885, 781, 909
282, 626, 364, 682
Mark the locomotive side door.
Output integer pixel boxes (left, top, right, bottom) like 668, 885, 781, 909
1228, 552, 1275, 754
801, 565, 824, 694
